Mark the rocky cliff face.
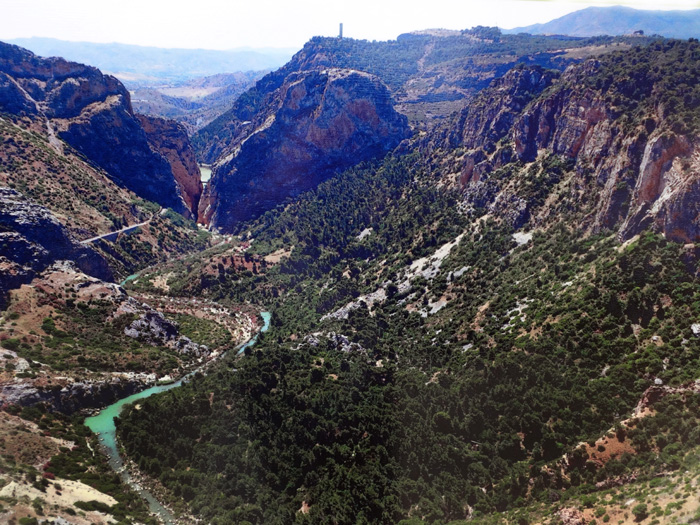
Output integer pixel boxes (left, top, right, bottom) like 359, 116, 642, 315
0, 187, 112, 307
450, 66, 559, 154
136, 114, 203, 214
0, 377, 151, 414
0, 42, 199, 218
193, 32, 619, 160
449, 59, 700, 242
199, 69, 410, 231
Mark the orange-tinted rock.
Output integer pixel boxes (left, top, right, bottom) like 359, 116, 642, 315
200, 69, 410, 231
136, 115, 203, 218
451, 61, 700, 242
0, 42, 195, 217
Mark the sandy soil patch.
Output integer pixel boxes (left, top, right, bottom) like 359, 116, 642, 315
1, 477, 117, 507
152, 272, 172, 292
472, 300, 491, 332
559, 42, 632, 60
1, 479, 116, 524
264, 247, 293, 264
0, 412, 73, 469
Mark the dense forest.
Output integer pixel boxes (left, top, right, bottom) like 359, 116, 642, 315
2, 22, 699, 525
119, 56, 700, 521
119, 214, 700, 523
10, 17, 700, 525
0, 29, 666, 524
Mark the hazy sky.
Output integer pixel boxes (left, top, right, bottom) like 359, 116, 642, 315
2, 0, 699, 50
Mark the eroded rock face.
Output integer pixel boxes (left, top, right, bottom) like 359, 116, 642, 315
556, 508, 586, 525
118, 296, 209, 357
451, 66, 559, 154
136, 115, 203, 218
0, 378, 151, 414
451, 62, 700, 242
123, 308, 178, 343
200, 69, 410, 231
0, 42, 197, 217
0, 187, 112, 307
0, 71, 39, 115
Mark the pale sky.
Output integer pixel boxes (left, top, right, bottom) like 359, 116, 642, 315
1, 0, 699, 50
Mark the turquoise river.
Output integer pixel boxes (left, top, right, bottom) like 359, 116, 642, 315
84, 312, 271, 524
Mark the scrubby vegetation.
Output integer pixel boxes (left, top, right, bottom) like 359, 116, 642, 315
6, 30, 700, 525
0, 405, 156, 524
118, 40, 700, 521
119, 141, 700, 523
0, 296, 198, 375
584, 39, 700, 134
92, 209, 211, 280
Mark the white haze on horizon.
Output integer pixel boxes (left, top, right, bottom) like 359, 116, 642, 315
1, 0, 699, 51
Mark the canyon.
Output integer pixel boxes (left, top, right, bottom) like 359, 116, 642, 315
2, 24, 700, 525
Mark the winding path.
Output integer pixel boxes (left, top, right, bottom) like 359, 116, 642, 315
80, 209, 163, 244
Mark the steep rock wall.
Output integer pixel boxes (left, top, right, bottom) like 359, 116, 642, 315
0, 42, 196, 217
0, 187, 112, 307
136, 114, 203, 216
451, 61, 700, 242
200, 69, 410, 232
0, 378, 151, 414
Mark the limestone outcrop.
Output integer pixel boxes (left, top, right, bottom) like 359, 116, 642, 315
199, 69, 410, 231
0, 41, 200, 218
0, 187, 112, 307
449, 60, 700, 242
136, 114, 203, 216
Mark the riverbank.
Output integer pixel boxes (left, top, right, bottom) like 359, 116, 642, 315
84, 311, 271, 524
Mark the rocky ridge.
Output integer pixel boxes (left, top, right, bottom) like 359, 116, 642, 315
190, 32, 650, 234
0, 375, 153, 414
0, 187, 112, 307
445, 54, 700, 242
199, 68, 411, 231
0, 41, 200, 219
193, 32, 634, 161
118, 299, 210, 358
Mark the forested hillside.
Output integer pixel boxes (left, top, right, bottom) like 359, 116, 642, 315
118, 39, 700, 524
3, 24, 700, 525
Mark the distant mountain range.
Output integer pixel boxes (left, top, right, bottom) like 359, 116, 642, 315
130, 71, 265, 134
5, 23, 700, 525
3, 37, 296, 86
504, 6, 700, 38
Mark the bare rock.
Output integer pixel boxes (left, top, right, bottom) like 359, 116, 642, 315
556, 507, 586, 525
124, 310, 179, 344
0, 41, 194, 217
692, 323, 700, 337
299, 331, 366, 353
450, 59, 700, 242
199, 68, 410, 231
136, 114, 203, 219
0, 377, 151, 414
0, 187, 112, 307
123, 303, 210, 356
